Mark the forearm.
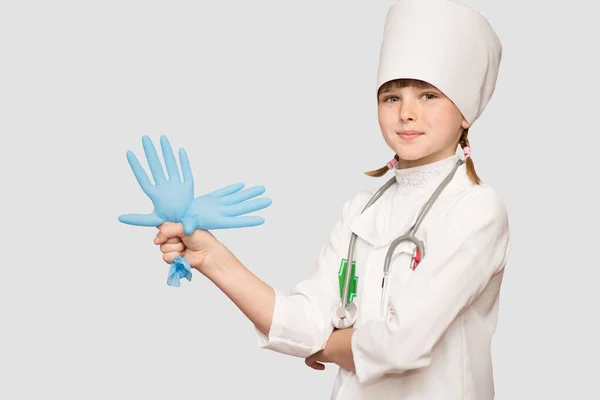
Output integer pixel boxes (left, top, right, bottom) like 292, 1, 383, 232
332, 329, 357, 372
200, 248, 275, 336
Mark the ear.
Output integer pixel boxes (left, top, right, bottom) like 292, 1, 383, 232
461, 118, 471, 129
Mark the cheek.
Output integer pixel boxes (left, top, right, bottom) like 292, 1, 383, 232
424, 108, 447, 125
426, 107, 462, 135
377, 111, 386, 130
378, 108, 395, 128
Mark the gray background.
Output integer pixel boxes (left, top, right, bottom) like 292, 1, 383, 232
1, 0, 598, 398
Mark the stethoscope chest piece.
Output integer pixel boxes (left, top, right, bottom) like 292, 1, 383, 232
331, 302, 358, 329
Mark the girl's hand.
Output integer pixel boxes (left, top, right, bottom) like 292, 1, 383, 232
154, 222, 225, 272
305, 328, 356, 372
155, 236, 186, 263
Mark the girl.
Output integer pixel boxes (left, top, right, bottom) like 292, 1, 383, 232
154, 0, 510, 398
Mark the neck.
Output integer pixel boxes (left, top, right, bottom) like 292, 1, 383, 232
397, 147, 458, 169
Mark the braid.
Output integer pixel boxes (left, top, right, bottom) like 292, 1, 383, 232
364, 154, 399, 177
459, 128, 481, 185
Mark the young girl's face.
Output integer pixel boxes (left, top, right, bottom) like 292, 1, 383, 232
377, 82, 470, 168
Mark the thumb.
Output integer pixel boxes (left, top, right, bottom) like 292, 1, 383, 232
155, 222, 185, 244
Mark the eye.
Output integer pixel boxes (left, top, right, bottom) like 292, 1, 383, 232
422, 93, 437, 100
384, 95, 400, 103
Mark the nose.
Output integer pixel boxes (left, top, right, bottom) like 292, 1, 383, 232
399, 100, 416, 122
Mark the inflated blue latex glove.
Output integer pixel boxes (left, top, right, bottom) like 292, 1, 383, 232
119, 135, 194, 226
119, 134, 273, 287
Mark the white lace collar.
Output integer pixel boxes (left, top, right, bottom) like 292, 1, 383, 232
393, 154, 461, 194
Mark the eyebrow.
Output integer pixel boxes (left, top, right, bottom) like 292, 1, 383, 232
379, 86, 437, 96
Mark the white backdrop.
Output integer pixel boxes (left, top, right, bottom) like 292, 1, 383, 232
1, 0, 598, 398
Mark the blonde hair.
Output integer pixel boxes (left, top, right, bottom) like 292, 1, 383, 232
365, 78, 482, 185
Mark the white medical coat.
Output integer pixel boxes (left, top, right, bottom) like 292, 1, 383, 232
256, 155, 511, 399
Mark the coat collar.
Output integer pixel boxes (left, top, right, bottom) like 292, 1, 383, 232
350, 154, 466, 248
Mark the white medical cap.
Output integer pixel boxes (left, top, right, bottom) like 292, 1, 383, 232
377, 0, 502, 124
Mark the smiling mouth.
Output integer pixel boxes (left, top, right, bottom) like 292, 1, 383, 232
397, 131, 423, 141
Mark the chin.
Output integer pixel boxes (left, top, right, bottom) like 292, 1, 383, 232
395, 148, 430, 161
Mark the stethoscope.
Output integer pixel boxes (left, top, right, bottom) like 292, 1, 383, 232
331, 158, 464, 329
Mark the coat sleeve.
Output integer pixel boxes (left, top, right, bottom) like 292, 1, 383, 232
254, 194, 362, 358
351, 190, 511, 384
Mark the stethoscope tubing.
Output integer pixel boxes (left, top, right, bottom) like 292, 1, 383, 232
335, 158, 465, 328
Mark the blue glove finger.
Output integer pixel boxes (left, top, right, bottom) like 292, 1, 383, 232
206, 182, 245, 198
179, 148, 193, 185
142, 136, 167, 185
221, 198, 272, 217
219, 215, 265, 228
126, 151, 153, 196
160, 135, 181, 183
181, 217, 197, 236
118, 213, 165, 226
221, 186, 266, 205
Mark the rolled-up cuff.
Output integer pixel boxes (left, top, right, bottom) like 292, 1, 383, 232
254, 289, 324, 358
